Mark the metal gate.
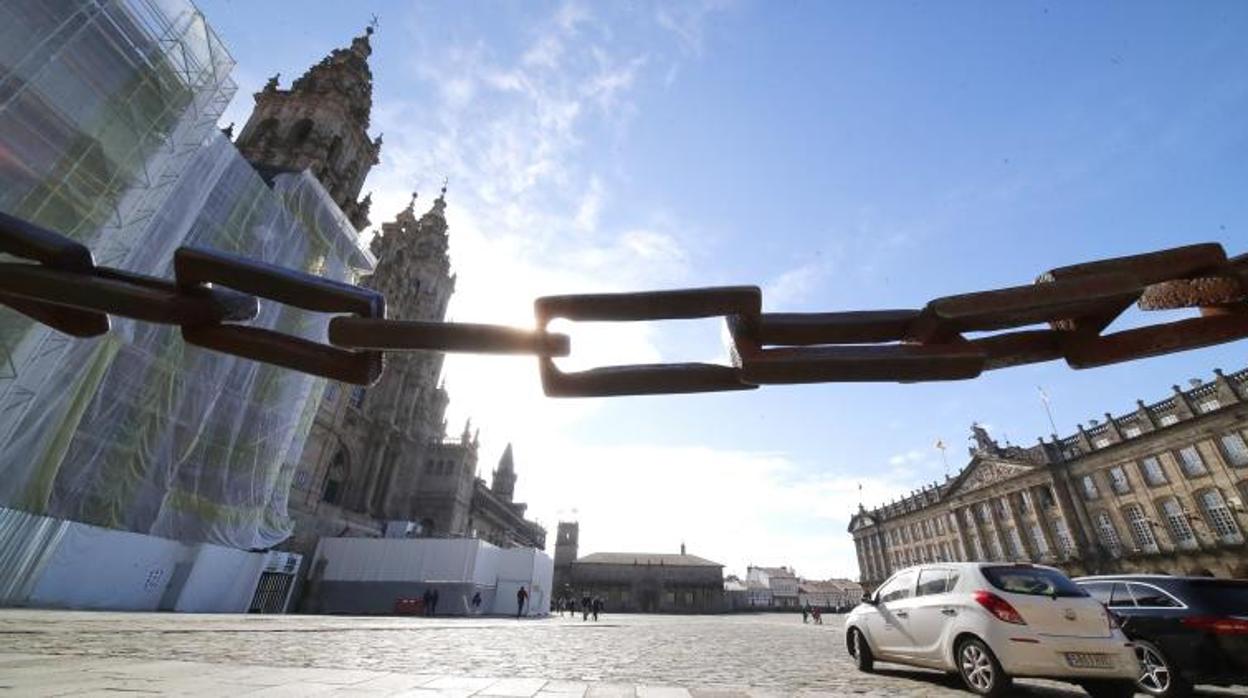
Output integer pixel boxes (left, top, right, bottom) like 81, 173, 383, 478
248, 571, 294, 613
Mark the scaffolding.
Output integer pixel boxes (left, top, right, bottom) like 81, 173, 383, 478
0, 1, 370, 550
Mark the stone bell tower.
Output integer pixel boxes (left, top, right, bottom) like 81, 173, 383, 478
343, 188, 460, 517
234, 26, 382, 230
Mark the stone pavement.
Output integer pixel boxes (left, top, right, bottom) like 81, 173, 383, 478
0, 610, 1244, 696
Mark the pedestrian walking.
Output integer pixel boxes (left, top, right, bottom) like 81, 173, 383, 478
422, 588, 433, 617
801, 605, 809, 624
812, 606, 822, 625
471, 591, 482, 613
582, 594, 591, 621
429, 588, 439, 616
516, 586, 528, 619
591, 596, 601, 622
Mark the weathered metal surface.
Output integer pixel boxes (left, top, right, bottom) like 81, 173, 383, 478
329, 317, 570, 357
2, 214, 1247, 396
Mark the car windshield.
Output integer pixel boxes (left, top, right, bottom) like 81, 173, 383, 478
1187, 580, 1248, 613
982, 566, 1088, 598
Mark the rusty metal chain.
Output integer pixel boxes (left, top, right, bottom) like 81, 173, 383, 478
2, 211, 1246, 397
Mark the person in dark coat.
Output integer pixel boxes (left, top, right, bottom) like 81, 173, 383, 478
471, 591, 482, 613
591, 596, 602, 622
429, 588, 439, 616
516, 586, 529, 618
422, 588, 433, 617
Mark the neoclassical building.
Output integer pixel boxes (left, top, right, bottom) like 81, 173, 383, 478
850, 367, 1248, 591
229, 28, 544, 562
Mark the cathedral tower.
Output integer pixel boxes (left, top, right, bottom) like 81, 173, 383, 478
347, 189, 459, 517
234, 27, 382, 230
491, 443, 517, 503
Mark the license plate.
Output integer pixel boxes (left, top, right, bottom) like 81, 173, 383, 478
1065, 652, 1113, 669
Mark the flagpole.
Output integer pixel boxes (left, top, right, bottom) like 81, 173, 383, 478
1038, 386, 1059, 436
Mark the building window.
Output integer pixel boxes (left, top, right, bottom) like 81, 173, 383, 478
323, 382, 339, 404
1107, 466, 1131, 495
1138, 456, 1167, 486
1158, 413, 1180, 427
934, 516, 944, 535
1039, 486, 1056, 509
1198, 490, 1243, 543
289, 118, 314, 144
988, 536, 1004, 561
1159, 497, 1197, 549
1029, 524, 1049, 557
1221, 433, 1248, 467
1122, 424, 1143, 438
322, 450, 347, 505
349, 386, 366, 409
976, 502, 991, 523
1081, 475, 1100, 500
1177, 446, 1208, 477
994, 498, 1008, 519
1093, 436, 1112, 449
1094, 512, 1122, 558
1198, 398, 1221, 413
1052, 518, 1076, 557
1123, 504, 1158, 553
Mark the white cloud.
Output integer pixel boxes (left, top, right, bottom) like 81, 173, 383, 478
516, 442, 917, 579
655, 0, 734, 57
763, 262, 825, 310
355, 2, 886, 582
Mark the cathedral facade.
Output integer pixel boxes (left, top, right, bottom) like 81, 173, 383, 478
232, 28, 545, 563
850, 368, 1248, 592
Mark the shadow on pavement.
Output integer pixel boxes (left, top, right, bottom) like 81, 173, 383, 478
871, 665, 1090, 697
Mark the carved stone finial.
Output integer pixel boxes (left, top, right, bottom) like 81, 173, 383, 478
264, 73, 280, 91
221, 122, 235, 139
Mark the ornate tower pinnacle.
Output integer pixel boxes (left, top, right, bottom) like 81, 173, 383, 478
492, 443, 517, 502
233, 25, 382, 231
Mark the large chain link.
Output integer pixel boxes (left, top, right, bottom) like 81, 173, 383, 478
2, 211, 1245, 397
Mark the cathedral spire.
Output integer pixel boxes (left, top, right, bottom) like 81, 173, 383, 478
492, 443, 516, 502
234, 25, 381, 230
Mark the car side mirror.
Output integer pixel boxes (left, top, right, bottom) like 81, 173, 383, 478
863, 595, 878, 606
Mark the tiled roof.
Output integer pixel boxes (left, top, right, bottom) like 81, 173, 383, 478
575, 552, 722, 567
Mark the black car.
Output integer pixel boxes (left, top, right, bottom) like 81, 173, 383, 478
1075, 575, 1248, 698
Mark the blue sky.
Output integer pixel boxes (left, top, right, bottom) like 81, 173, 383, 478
199, 0, 1248, 580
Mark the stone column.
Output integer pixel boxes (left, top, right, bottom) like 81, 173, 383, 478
1027, 484, 1060, 559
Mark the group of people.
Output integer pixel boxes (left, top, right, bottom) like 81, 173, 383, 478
556, 594, 604, 621
801, 604, 824, 624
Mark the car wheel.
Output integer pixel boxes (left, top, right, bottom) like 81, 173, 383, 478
1134, 641, 1192, 698
849, 628, 874, 673
956, 637, 1012, 697
1079, 679, 1138, 698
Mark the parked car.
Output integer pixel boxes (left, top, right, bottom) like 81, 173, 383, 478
1075, 574, 1248, 697
846, 563, 1138, 697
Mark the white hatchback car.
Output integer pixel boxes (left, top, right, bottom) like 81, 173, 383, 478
846, 563, 1139, 697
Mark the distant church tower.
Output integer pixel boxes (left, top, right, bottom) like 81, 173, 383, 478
554, 521, 579, 567
234, 26, 382, 230
492, 444, 517, 502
